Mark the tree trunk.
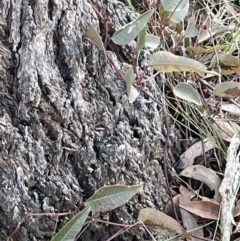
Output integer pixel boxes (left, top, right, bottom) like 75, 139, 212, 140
0, 0, 169, 240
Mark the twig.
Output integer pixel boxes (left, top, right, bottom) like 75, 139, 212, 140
106, 223, 138, 241
88, 0, 110, 47
219, 134, 240, 241
7, 222, 22, 241
26, 210, 76, 217
89, 217, 138, 228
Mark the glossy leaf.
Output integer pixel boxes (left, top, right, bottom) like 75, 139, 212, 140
85, 184, 143, 212
214, 81, 240, 98
86, 25, 106, 55
51, 206, 91, 241
161, 0, 189, 23
112, 10, 154, 45
138, 208, 191, 239
173, 83, 202, 106
149, 51, 207, 77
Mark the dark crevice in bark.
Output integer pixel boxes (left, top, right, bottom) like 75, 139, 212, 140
105, 86, 117, 106
47, 0, 53, 21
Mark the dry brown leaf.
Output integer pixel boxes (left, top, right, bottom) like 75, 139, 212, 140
180, 165, 221, 202
207, 99, 240, 116
214, 118, 240, 142
197, 26, 233, 44
178, 140, 214, 169
180, 200, 220, 220
199, 196, 220, 206
186, 45, 227, 55
214, 81, 240, 98
233, 221, 240, 234
219, 53, 240, 68
210, 53, 240, 75
138, 208, 191, 239
165, 194, 181, 218
149, 51, 207, 77
221, 103, 240, 116
233, 199, 240, 217
179, 186, 204, 241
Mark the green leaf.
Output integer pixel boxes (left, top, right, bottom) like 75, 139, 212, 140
51, 206, 91, 241
124, 66, 134, 96
149, 51, 207, 77
124, 66, 139, 103
112, 9, 154, 45
161, 0, 189, 23
86, 25, 106, 55
127, 85, 139, 103
145, 34, 160, 49
159, 3, 171, 22
185, 16, 198, 38
125, 0, 137, 12
85, 184, 143, 212
214, 81, 240, 98
137, 27, 146, 53
173, 83, 202, 106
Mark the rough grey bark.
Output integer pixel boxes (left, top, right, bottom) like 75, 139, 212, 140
0, 0, 177, 240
